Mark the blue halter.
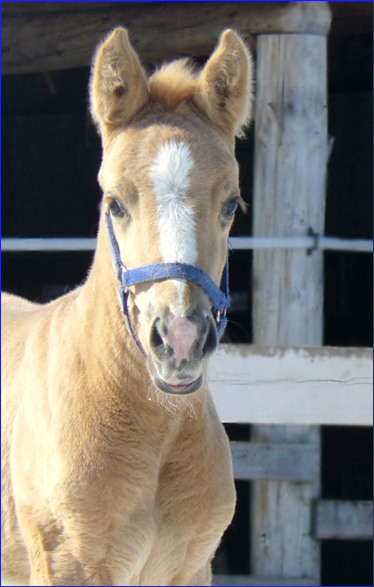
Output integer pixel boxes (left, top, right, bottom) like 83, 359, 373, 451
105, 211, 230, 357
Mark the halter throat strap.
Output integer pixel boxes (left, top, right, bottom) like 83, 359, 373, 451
105, 211, 230, 356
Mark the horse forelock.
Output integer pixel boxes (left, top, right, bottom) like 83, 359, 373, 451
149, 59, 198, 110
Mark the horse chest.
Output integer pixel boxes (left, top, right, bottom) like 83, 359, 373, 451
104, 419, 235, 585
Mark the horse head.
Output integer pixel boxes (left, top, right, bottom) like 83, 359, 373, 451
90, 27, 253, 394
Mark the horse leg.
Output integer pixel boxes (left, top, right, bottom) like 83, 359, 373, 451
27, 540, 112, 586
170, 561, 212, 586
28, 539, 112, 587
186, 563, 212, 586
16, 508, 112, 586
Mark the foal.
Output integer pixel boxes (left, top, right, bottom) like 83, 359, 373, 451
1, 28, 253, 586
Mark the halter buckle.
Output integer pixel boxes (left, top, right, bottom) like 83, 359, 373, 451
216, 308, 227, 324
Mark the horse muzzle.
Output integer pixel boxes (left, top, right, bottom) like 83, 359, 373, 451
147, 310, 217, 394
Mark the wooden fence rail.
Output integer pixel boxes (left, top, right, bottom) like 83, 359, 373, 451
313, 499, 373, 541
213, 575, 319, 586
231, 441, 319, 482
209, 344, 373, 426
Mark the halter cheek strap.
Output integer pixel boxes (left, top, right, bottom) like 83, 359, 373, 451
105, 211, 230, 357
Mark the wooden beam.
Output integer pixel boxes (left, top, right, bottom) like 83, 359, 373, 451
231, 441, 319, 482
3, 0, 371, 29
209, 345, 373, 426
250, 6, 332, 579
0, 1, 152, 12
1, 1, 331, 75
313, 500, 373, 541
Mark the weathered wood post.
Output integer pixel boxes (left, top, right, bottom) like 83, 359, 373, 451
251, 2, 332, 583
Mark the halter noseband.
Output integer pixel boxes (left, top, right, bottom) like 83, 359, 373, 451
105, 211, 230, 357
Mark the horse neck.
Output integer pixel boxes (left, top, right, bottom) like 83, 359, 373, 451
78, 213, 146, 393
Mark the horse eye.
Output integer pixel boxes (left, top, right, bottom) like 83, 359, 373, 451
221, 198, 238, 220
108, 198, 127, 219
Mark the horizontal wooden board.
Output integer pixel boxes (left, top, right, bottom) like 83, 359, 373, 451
213, 574, 319, 586
231, 441, 319, 481
313, 499, 373, 540
209, 344, 373, 426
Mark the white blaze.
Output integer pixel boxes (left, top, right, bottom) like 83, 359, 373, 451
149, 141, 196, 265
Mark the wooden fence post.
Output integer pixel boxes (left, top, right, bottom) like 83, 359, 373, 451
251, 2, 331, 582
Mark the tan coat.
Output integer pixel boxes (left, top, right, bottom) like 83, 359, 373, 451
1, 28, 253, 586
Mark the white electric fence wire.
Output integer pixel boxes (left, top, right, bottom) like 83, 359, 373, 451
1, 236, 372, 253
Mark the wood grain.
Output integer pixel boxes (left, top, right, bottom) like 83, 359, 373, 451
250, 7, 331, 579
1, 2, 331, 75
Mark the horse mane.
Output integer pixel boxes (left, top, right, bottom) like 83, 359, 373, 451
149, 58, 198, 110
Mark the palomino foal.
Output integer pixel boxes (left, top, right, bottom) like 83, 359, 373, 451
1, 28, 253, 586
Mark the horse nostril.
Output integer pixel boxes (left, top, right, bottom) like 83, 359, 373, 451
150, 318, 174, 359
150, 319, 163, 349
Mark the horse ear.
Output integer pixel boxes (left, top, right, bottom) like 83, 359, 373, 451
90, 27, 149, 135
195, 29, 253, 138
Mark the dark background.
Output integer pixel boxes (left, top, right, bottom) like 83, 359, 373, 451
1, 7, 372, 585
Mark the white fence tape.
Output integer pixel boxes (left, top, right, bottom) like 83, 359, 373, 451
1, 236, 373, 253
